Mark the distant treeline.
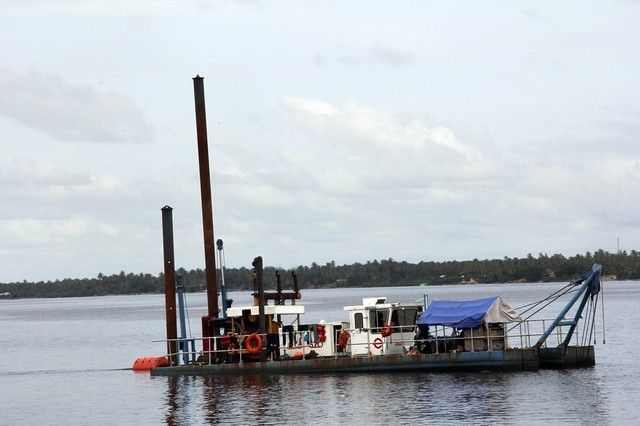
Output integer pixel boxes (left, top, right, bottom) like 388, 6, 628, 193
1, 249, 638, 299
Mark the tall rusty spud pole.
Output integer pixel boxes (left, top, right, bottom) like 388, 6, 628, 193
193, 75, 219, 318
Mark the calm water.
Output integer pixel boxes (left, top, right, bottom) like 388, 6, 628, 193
1, 281, 638, 425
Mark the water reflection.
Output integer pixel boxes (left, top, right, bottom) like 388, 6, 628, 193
160, 368, 607, 425
164, 375, 179, 426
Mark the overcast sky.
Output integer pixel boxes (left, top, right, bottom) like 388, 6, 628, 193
1, 1, 639, 283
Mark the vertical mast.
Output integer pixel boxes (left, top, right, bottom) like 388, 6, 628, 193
193, 75, 219, 317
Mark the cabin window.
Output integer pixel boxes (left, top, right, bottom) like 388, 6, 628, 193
390, 308, 420, 333
354, 313, 364, 329
370, 309, 389, 330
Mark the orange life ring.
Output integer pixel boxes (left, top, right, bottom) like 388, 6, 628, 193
381, 325, 393, 338
373, 337, 383, 349
245, 333, 262, 354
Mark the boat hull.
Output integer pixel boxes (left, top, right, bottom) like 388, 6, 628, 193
538, 345, 596, 369
149, 346, 593, 377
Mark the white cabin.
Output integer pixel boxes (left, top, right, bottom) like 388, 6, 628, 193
344, 297, 424, 356
225, 297, 423, 359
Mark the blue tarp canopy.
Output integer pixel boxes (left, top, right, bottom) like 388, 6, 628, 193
417, 296, 522, 329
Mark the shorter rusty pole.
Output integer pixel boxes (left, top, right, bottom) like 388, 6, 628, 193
162, 205, 178, 366
253, 256, 267, 361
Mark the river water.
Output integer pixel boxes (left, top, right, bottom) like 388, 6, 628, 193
1, 281, 638, 425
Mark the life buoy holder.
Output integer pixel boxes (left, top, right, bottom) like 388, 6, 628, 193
228, 342, 238, 356
338, 330, 350, 349
373, 337, 383, 349
381, 325, 393, 338
317, 323, 327, 343
245, 333, 263, 354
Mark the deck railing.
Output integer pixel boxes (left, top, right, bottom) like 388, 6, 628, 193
153, 318, 583, 365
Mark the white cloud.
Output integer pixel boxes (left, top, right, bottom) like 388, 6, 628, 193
0, 67, 153, 143
370, 44, 410, 66
281, 97, 339, 117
